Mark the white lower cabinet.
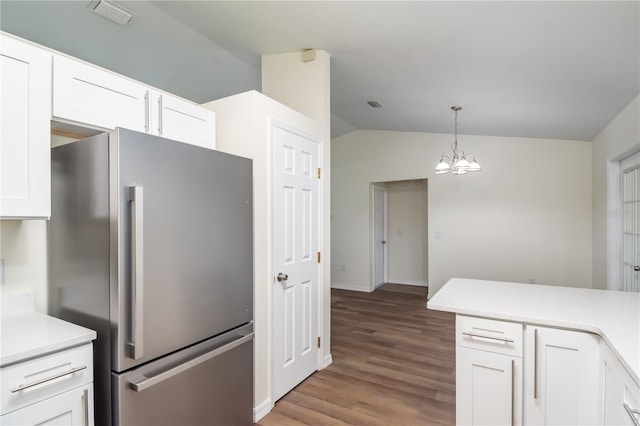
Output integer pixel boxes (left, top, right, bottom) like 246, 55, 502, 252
457, 346, 522, 425
602, 340, 640, 426
0, 384, 93, 426
457, 317, 611, 425
523, 325, 601, 425
456, 316, 523, 425
0, 343, 94, 426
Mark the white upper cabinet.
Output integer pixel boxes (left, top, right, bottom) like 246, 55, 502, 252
52, 55, 149, 133
0, 34, 52, 219
150, 91, 215, 149
52, 55, 215, 148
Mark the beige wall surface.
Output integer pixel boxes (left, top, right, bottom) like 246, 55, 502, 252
331, 129, 593, 297
591, 95, 640, 290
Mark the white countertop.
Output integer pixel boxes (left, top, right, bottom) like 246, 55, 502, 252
0, 289, 96, 367
427, 278, 640, 384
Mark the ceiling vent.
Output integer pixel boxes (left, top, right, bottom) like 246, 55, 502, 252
366, 101, 383, 108
92, 0, 134, 26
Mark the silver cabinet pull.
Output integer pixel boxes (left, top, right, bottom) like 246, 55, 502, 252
462, 331, 514, 343
511, 359, 515, 426
11, 365, 87, 393
129, 333, 254, 392
144, 90, 150, 132
624, 403, 640, 426
533, 328, 538, 399
157, 94, 163, 135
82, 388, 89, 426
129, 186, 144, 360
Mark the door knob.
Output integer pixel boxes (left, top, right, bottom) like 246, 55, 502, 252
634, 265, 640, 272
277, 273, 288, 282
382, 241, 386, 244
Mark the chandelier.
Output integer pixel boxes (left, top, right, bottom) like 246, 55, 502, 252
434, 106, 481, 175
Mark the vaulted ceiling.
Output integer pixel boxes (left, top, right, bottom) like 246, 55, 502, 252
2, 1, 638, 140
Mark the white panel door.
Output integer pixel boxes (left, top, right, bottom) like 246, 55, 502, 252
524, 325, 601, 425
622, 151, 640, 292
0, 35, 51, 218
373, 186, 387, 288
272, 124, 319, 402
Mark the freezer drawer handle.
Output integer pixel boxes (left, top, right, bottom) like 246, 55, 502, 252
624, 402, 640, 426
11, 365, 87, 393
129, 333, 254, 392
128, 185, 144, 360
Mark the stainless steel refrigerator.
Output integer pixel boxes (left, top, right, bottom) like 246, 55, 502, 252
49, 128, 254, 425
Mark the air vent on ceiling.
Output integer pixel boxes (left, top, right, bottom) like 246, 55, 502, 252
366, 101, 383, 108
92, 0, 134, 26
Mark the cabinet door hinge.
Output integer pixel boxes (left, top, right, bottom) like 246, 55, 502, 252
317, 337, 321, 348
317, 252, 321, 263
317, 168, 321, 179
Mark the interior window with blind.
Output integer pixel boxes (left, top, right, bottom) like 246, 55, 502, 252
622, 151, 640, 292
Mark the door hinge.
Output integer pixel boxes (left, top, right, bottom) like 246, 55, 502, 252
317, 337, 321, 348
317, 252, 321, 263
317, 168, 321, 179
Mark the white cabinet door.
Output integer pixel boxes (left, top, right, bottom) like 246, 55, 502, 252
151, 92, 215, 149
524, 325, 601, 425
457, 346, 522, 425
0, 384, 94, 426
0, 35, 51, 218
622, 367, 640, 426
52, 55, 149, 133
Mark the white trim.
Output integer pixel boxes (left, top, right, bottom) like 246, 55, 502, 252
370, 184, 388, 291
607, 148, 640, 291
386, 279, 428, 287
331, 282, 372, 292
253, 398, 273, 422
321, 354, 333, 369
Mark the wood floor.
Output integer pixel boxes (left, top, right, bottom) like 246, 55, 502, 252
258, 284, 456, 426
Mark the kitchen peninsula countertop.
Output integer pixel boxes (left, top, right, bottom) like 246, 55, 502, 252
427, 278, 640, 385
0, 291, 96, 367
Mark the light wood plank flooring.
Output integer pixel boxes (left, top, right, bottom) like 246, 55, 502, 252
258, 284, 456, 425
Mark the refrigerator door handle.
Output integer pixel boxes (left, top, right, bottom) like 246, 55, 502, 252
129, 333, 254, 392
128, 186, 144, 360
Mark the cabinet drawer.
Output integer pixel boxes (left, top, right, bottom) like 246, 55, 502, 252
0, 383, 94, 426
1, 343, 93, 414
456, 315, 523, 357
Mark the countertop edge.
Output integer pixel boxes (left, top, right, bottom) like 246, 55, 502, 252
1, 312, 97, 368
427, 279, 640, 386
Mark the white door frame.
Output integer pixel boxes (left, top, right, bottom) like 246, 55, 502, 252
607, 148, 640, 290
371, 184, 388, 291
270, 119, 324, 402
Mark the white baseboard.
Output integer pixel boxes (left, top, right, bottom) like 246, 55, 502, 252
253, 398, 272, 422
331, 282, 372, 292
322, 353, 333, 369
387, 279, 428, 287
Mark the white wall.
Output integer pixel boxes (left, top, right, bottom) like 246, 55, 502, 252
591, 95, 640, 290
331, 130, 593, 297
386, 180, 428, 286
